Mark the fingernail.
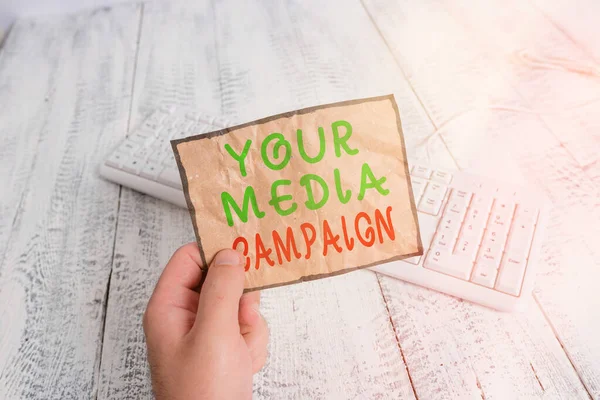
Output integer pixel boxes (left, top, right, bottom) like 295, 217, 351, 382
251, 302, 262, 316
214, 249, 243, 267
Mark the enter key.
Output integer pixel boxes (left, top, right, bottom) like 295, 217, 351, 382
494, 215, 536, 296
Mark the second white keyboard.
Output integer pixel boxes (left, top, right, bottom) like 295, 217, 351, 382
371, 166, 548, 311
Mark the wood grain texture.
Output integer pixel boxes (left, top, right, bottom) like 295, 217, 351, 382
361, 0, 599, 398
2, 0, 598, 399
412, 2, 600, 397
377, 277, 590, 400
526, 0, 600, 188
0, 5, 141, 400
97, 0, 455, 398
528, 0, 600, 63
441, 0, 600, 190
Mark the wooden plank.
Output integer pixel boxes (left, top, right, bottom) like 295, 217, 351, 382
420, 3, 600, 395
527, 0, 600, 188
0, 20, 73, 267
361, 0, 598, 398
528, 0, 600, 63
379, 276, 593, 400
440, 0, 600, 188
97, 0, 457, 398
0, 5, 141, 399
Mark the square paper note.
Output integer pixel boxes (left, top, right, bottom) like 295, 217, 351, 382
172, 94, 422, 291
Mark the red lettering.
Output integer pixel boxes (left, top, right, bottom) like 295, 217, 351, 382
300, 223, 317, 259
272, 227, 302, 265
322, 219, 342, 256
375, 206, 395, 243
355, 212, 375, 247
255, 233, 275, 270
232, 236, 251, 271
340, 215, 355, 250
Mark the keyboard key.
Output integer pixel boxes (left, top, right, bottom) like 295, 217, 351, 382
416, 212, 439, 250
148, 110, 170, 124
148, 148, 169, 163
164, 125, 180, 139
424, 248, 473, 280
514, 204, 539, 225
159, 105, 177, 114
471, 192, 494, 215
412, 165, 432, 179
207, 115, 231, 128
485, 199, 515, 243
463, 193, 493, 234
186, 112, 200, 122
135, 146, 153, 160
495, 257, 527, 296
487, 221, 511, 247
158, 167, 183, 189
163, 151, 176, 167
120, 140, 140, 154
151, 138, 170, 151
491, 199, 515, 223
141, 120, 159, 131
139, 162, 161, 181
470, 258, 499, 288
479, 236, 504, 260
181, 119, 196, 132
410, 177, 427, 203
121, 157, 144, 175
138, 125, 164, 138
157, 116, 175, 129
403, 255, 421, 265
172, 128, 192, 140
445, 190, 471, 219
453, 238, 478, 262
418, 182, 447, 215
505, 219, 536, 261
431, 170, 453, 184
105, 151, 126, 168
128, 130, 156, 144
455, 195, 488, 257
432, 216, 462, 250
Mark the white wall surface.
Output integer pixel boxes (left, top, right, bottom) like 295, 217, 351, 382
0, 0, 137, 39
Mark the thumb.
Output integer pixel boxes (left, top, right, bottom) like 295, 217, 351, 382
194, 249, 246, 332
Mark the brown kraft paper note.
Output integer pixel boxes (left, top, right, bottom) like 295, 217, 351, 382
172, 94, 422, 291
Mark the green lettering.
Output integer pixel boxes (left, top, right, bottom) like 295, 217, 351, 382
224, 140, 252, 177
221, 186, 265, 227
297, 127, 326, 164
261, 133, 292, 170
332, 120, 359, 158
358, 163, 389, 200
268, 179, 297, 216
334, 168, 351, 204
300, 174, 330, 210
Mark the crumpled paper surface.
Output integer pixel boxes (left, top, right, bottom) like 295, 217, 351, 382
172, 95, 422, 291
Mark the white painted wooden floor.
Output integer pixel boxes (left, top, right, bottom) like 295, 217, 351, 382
0, 0, 598, 399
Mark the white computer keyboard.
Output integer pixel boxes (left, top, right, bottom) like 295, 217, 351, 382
100, 106, 548, 311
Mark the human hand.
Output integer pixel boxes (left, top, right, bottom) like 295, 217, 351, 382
143, 244, 269, 400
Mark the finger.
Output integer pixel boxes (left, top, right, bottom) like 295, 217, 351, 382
152, 243, 204, 301
194, 249, 246, 332
239, 298, 269, 373
144, 243, 204, 347
239, 291, 261, 331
